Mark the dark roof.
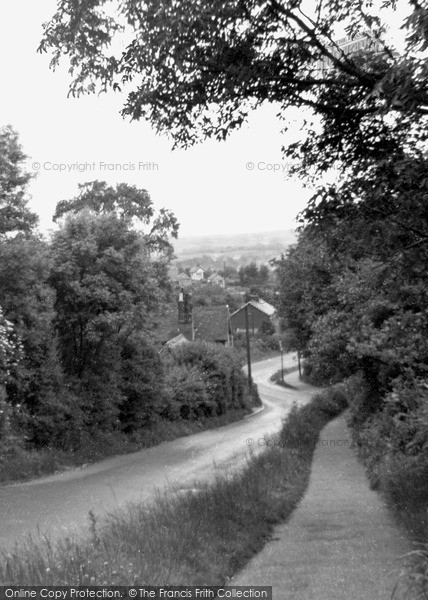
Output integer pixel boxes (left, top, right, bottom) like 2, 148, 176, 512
152, 307, 192, 344
193, 306, 231, 343
153, 305, 230, 345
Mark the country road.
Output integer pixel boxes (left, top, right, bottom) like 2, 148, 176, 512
0, 353, 315, 551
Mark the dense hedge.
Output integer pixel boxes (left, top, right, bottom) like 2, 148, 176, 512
161, 341, 258, 420
347, 375, 428, 540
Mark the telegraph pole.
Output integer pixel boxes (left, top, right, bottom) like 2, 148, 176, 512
245, 304, 252, 389
279, 340, 284, 383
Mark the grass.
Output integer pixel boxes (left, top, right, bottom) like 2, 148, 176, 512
393, 544, 428, 600
0, 385, 348, 586
270, 367, 299, 389
0, 407, 252, 485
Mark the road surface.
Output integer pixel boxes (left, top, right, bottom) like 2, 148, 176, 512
0, 354, 314, 551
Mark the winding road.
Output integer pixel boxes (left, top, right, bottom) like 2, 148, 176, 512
0, 353, 316, 552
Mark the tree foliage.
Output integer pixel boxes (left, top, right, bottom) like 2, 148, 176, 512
53, 180, 179, 256
39, 1, 428, 147
0, 125, 37, 235
239, 262, 270, 287
162, 341, 250, 419
50, 211, 160, 376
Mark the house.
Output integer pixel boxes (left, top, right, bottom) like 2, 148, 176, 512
193, 305, 232, 346
158, 292, 233, 349
190, 265, 205, 281
207, 272, 225, 288
230, 297, 277, 335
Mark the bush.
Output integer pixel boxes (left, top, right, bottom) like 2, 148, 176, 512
348, 377, 428, 539
163, 364, 211, 420
279, 385, 348, 449
24, 388, 85, 452
161, 342, 253, 419
119, 335, 164, 432
394, 543, 428, 600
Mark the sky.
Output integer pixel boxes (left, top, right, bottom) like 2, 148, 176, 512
0, 1, 409, 238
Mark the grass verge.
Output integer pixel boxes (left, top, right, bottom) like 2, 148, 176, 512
270, 367, 299, 389
0, 385, 348, 585
394, 544, 428, 600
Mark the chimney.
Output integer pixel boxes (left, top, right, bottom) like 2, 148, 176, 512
178, 289, 193, 324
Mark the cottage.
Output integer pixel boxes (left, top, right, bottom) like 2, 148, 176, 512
207, 272, 225, 288
160, 292, 233, 349
190, 265, 205, 281
230, 297, 277, 335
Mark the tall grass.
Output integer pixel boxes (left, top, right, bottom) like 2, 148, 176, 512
394, 544, 428, 600
0, 386, 348, 586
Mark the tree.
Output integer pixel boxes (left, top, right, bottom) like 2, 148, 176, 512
39, 2, 427, 148
0, 236, 58, 405
0, 125, 37, 235
0, 128, 79, 449
0, 306, 22, 450
50, 211, 161, 377
50, 188, 178, 431
119, 333, 164, 431
276, 230, 340, 358
0, 306, 21, 390
53, 180, 179, 256
239, 262, 270, 287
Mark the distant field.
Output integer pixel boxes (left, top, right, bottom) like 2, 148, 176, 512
172, 229, 296, 266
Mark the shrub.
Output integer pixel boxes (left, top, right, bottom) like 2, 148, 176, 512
349, 377, 428, 538
394, 544, 428, 600
279, 385, 348, 449
163, 364, 211, 420
119, 335, 164, 432
163, 342, 253, 418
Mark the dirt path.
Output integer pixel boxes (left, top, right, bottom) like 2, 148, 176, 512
231, 414, 411, 599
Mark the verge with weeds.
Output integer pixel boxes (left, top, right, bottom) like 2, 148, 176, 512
346, 374, 428, 542
394, 544, 428, 600
0, 385, 348, 585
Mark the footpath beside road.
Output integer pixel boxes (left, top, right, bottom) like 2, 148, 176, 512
231, 413, 412, 599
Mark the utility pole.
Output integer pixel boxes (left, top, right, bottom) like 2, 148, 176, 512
297, 348, 302, 378
279, 340, 284, 383
245, 304, 252, 389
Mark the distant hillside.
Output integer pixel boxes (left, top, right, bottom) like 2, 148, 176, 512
172, 229, 296, 267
